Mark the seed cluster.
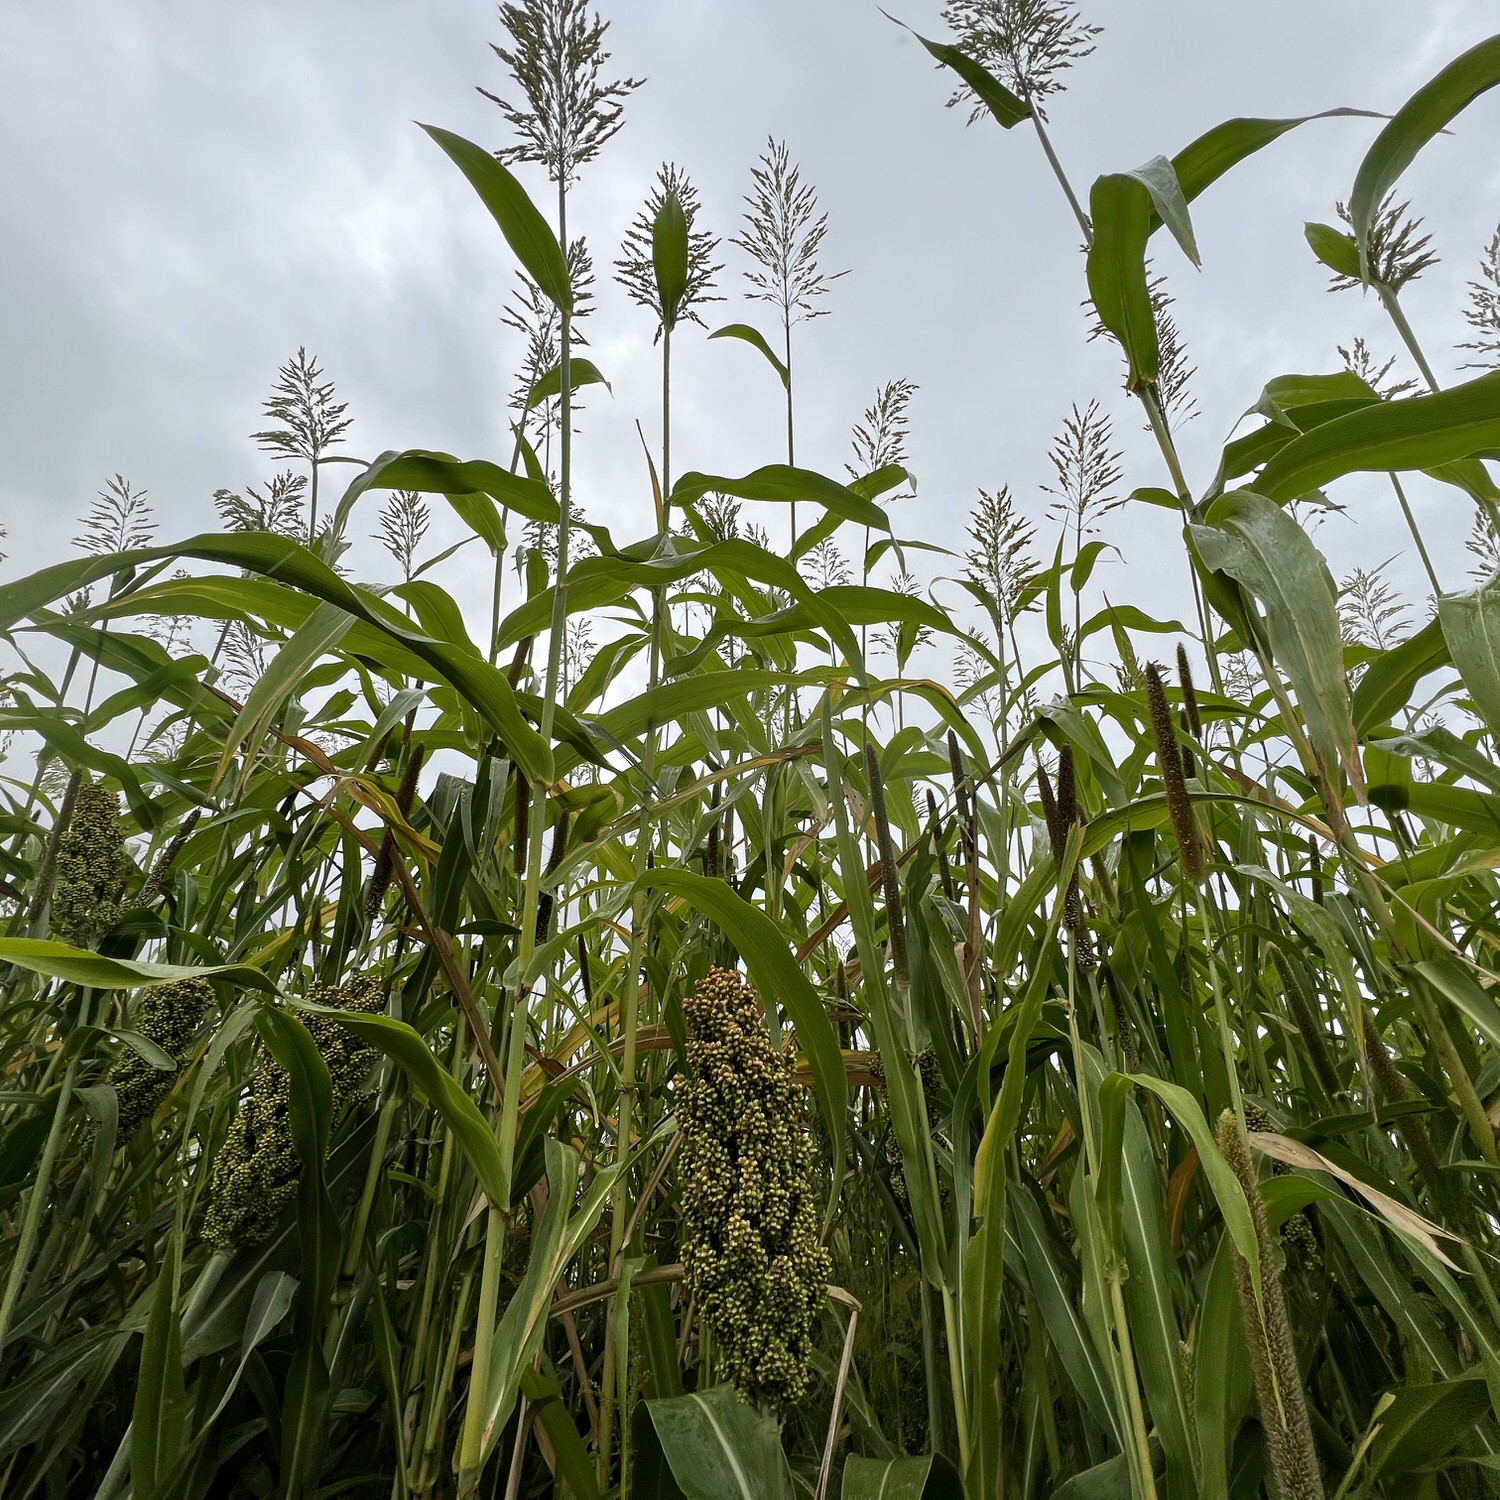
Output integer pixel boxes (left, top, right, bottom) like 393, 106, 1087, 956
109, 978, 214, 1139
677, 968, 830, 1414
204, 975, 383, 1250
869, 1047, 942, 1210
51, 779, 130, 949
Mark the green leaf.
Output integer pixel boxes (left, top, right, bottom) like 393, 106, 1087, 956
0, 531, 558, 782
885, 15, 1030, 128
1191, 491, 1362, 793
636, 869, 846, 1191
841, 1453, 964, 1499
1438, 573, 1500, 743
674, 465, 890, 531
707, 324, 790, 388
520, 1366, 601, 1500
255, 1007, 337, 1499
345, 448, 559, 526
634, 1385, 794, 1500
1304, 220, 1362, 280
1086, 173, 1158, 391
420, 123, 571, 312
1256, 370, 1500, 504
526, 357, 613, 409
0, 939, 274, 994
131, 1231, 186, 1500
1366, 1374, 1491, 1481
1351, 35, 1500, 283
298, 1004, 509, 1206
1120, 1073, 1261, 1300
1166, 109, 1379, 217
478, 1139, 624, 1467
653, 187, 690, 328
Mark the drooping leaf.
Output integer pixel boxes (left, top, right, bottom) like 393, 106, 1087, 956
0, 939, 273, 994
885, 15, 1030, 128
1086, 173, 1158, 391
673, 466, 890, 532
1191, 490, 1364, 794
298, 1003, 508, 1206
707, 324, 789, 387
1438, 574, 1500, 743
526, 357, 613, 409
344, 448, 559, 526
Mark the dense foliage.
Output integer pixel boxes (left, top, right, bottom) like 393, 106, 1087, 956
4, 6, 1500, 1498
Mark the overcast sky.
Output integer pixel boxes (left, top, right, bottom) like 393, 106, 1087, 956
3, 2, 1498, 680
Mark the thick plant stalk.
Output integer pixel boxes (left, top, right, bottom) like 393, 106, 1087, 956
598, 318, 673, 1484
1216, 1110, 1325, 1500
458, 168, 576, 1499
0, 987, 95, 1353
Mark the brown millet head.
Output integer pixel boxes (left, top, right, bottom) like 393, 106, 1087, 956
1146, 662, 1205, 885
1175, 643, 1202, 740
678, 968, 830, 1414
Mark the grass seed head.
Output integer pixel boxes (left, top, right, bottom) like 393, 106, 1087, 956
52, 778, 130, 949
204, 974, 384, 1250
109, 978, 214, 1139
1146, 663, 1204, 885
678, 968, 829, 1414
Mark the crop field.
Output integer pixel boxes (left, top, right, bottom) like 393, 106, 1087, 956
2, 4, 1500, 1498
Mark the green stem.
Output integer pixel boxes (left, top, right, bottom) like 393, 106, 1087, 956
0, 989, 93, 1353
1378, 285, 1441, 392
459, 175, 575, 1500
1030, 110, 1092, 248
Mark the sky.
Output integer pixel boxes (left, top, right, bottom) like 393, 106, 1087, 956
2, 1, 1499, 691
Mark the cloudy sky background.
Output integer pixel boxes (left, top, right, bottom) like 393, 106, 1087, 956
3, 2, 1499, 685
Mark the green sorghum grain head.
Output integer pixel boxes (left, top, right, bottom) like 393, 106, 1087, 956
51, 778, 130, 948
109, 978, 214, 1139
678, 967, 830, 1414
204, 973, 384, 1250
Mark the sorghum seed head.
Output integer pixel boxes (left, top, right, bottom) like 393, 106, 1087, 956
678, 968, 829, 1414
204, 973, 384, 1250
109, 978, 214, 1139
52, 778, 131, 949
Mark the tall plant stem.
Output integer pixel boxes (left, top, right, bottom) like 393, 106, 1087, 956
458, 173, 576, 1500
0, 988, 93, 1353
599, 321, 673, 1488
1378, 286, 1441, 393
1388, 475, 1442, 595
784, 312, 797, 543
1024, 101, 1226, 703
1029, 110, 1092, 248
